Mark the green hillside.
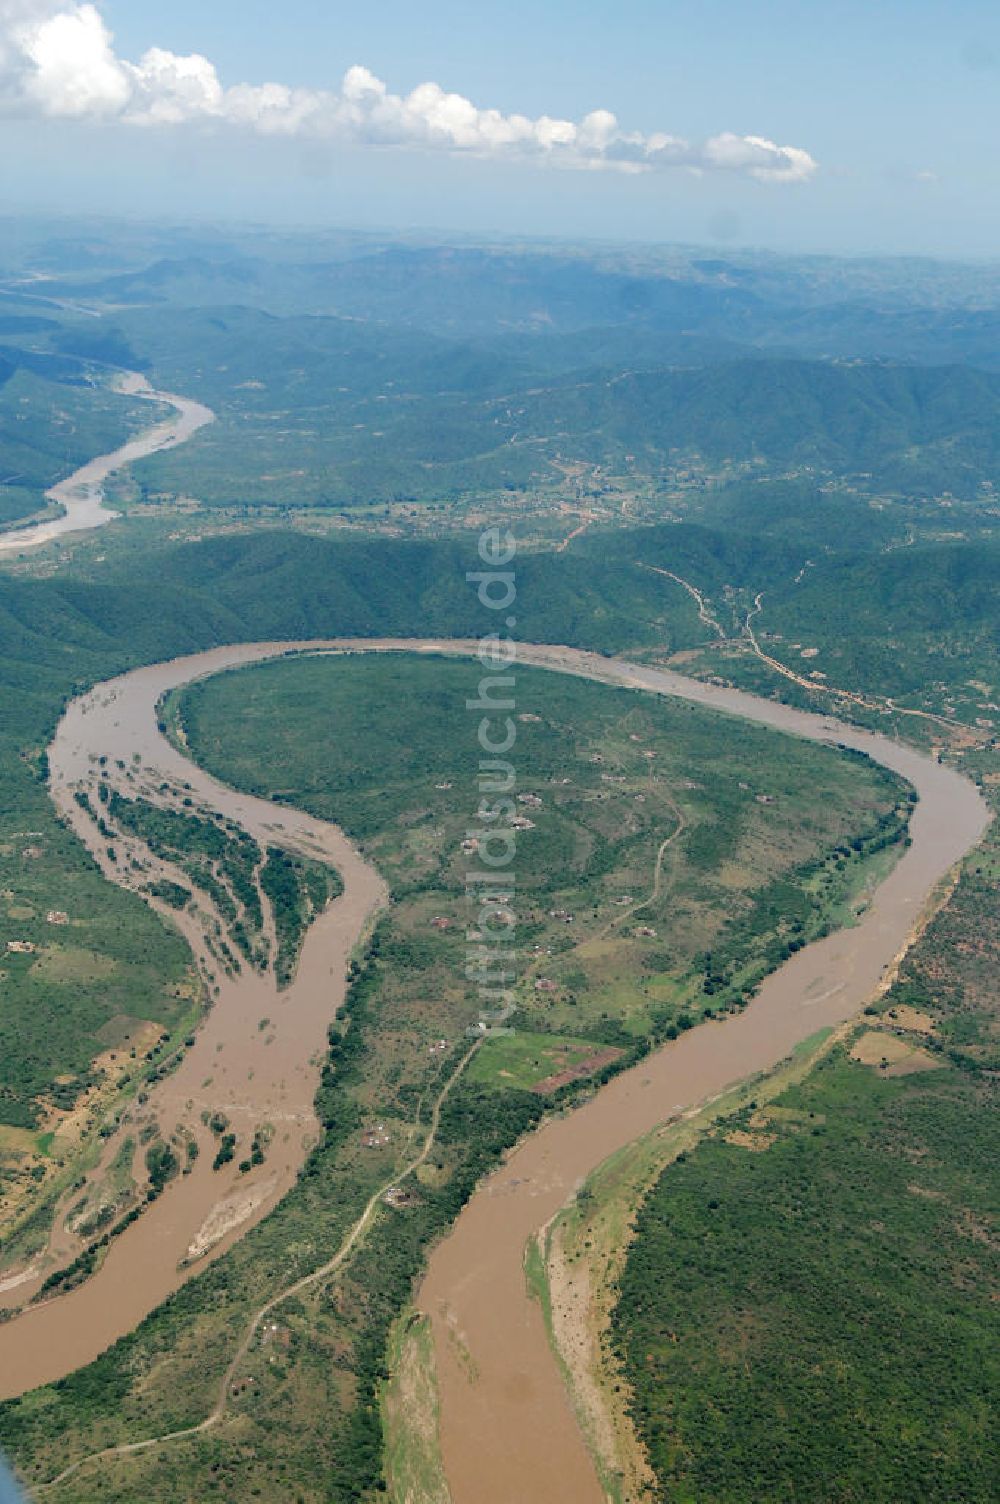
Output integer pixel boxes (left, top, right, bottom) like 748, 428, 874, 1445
117, 323, 1000, 506
613, 861, 999, 1503
0, 365, 157, 529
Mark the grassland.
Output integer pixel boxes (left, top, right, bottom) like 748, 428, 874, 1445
0, 522, 725, 1257
0, 649, 905, 1501
179, 652, 909, 1048
381, 1313, 451, 1504
464, 1031, 622, 1093
0, 513, 988, 1503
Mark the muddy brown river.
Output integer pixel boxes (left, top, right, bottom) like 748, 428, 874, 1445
417, 647, 991, 1504
0, 372, 213, 557
0, 643, 389, 1394
0, 639, 990, 1500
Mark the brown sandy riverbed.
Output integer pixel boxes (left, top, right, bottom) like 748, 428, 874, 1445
0, 640, 989, 1504
0, 643, 387, 1395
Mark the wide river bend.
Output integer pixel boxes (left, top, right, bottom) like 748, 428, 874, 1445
0, 636, 989, 1504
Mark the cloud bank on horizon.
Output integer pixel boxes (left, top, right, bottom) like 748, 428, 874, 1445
0, 2, 817, 184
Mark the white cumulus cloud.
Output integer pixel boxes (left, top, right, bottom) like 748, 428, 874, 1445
0, 3, 817, 183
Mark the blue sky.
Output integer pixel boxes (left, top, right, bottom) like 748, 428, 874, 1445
2, 0, 999, 256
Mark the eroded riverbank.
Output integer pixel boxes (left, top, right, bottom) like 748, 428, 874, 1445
0, 643, 387, 1396
417, 645, 992, 1504
0, 641, 989, 1504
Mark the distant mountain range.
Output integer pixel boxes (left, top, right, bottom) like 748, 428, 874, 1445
5, 230, 1000, 366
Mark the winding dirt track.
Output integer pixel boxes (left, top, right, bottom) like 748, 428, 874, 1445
38, 1040, 482, 1495
0, 639, 988, 1504
0, 388, 991, 1501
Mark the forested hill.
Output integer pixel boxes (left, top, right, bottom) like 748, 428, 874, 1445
43, 294, 1000, 505
23, 238, 1000, 367
0, 524, 996, 720
473, 358, 1000, 490
0, 358, 158, 528
12, 236, 1000, 507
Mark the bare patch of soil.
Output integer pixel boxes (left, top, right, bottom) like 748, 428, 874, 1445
532, 1047, 623, 1095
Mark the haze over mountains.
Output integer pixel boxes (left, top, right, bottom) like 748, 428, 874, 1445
0, 0, 997, 1494
5, 221, 1000, 522
0, 207, 996, 1504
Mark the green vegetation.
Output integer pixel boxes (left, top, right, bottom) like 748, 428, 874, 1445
211, 1133, 236, 1172
0, 364, 161, 529
0, 515, 912, 1302
118, 341, 1000, 508
0, 649, 902, 1501
23, 269, 1000, 509
0, 224, 997, 1504
612, 982, 998, 1500
179, 653, 907, 1047
0, 520, 721, 1239
135, 526, 1000, 730
260, 847, 343, 987
0, 920, 546, 1503
107, 791, 266, 966
144, 1138, 179, 1197
0, 791, 193, 1133
102, 791, 341, 985
534, 1025, 845, 1504
144, 877, 191, 909
380, 1312, 450, 1504
760, 542, 1000, 714
466, 1031, 621, 1092
12, 507, 994, 742
604, 713, 1000, 1504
